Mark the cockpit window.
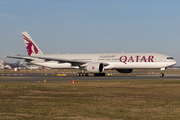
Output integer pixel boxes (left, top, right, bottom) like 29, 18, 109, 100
167, 57, 174, 59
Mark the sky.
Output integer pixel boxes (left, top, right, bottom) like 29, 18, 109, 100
0, 0, 180, 65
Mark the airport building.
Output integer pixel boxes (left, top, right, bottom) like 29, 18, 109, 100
0, 60, 43, 70
0, 60, 4, 69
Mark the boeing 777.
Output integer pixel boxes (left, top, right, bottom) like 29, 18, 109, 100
6, 32, 176, 77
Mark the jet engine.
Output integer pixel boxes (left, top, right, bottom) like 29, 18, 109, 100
116, 69, 133, 73
86, 62, 104, 73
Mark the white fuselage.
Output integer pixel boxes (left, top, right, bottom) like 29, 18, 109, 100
30, 53, 176, 69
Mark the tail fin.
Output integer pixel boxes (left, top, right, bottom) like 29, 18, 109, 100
22, 31, 43, 56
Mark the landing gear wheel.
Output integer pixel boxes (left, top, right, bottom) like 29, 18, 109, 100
102, 73, 105, 76
94, 73, 106, 76
78, 73, 82, 76
160, 73, 164, 77
77, 73, 89, 76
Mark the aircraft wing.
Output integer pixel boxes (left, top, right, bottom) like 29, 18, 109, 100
6, 55, 34, 62
6, 55, 109, 66
30, 56, 87, 66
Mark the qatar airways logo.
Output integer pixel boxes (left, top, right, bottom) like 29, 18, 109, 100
92, 66, 95, 69
23, 35, 38, 56
119, 55, 154, 64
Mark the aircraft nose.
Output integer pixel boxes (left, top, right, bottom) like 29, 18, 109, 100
173, 60, 177, 65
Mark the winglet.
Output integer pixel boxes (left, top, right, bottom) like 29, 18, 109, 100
22, 31, 43, 56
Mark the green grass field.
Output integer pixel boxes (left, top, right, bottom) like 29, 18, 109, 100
0, 80, 180, 120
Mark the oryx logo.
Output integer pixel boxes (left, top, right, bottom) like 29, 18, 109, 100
92, 66, 95, 69
23, 35, 38, 56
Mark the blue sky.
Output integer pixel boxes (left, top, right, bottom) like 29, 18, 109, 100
1, 0, 180, 65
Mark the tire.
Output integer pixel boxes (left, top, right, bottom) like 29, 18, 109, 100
102, 73, 105, 76
160, 73, 164, 77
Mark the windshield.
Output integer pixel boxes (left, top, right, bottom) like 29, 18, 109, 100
167, 57, 174, 59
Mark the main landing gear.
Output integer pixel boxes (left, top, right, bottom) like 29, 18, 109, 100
94, 73, 106, 76
77, 69, 89, 76
77, 72, 106, 76
77, 73, 106, 76
77, 73, 89, 76
77, 69, 106, 77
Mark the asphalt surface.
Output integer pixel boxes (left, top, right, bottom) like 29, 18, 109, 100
0, 74, 180, 82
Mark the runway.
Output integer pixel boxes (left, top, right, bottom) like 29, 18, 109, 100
0, 74, 180, 82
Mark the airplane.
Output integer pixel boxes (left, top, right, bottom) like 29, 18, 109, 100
6, 31, 176, 77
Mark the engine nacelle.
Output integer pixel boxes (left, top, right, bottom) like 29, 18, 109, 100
116, 69, 133, 73
86, 63, 104, 73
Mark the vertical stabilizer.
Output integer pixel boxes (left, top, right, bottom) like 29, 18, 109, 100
22, 31, 43, 56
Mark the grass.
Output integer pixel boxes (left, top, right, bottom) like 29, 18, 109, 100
0, 80, 180, 119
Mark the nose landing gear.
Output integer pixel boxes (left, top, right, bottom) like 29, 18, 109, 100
160, 68, 166, 77
160, 73, 164, 77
